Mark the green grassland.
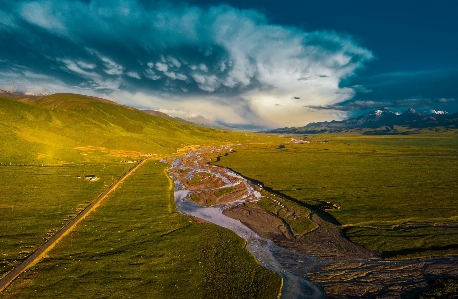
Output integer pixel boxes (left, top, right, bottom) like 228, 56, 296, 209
0, 93, 283, 297
214, 186, 235, 198
215, 134, 458, 258
0, 161, 280, 299
0, 163, 132, 277
0, 93, 279, 164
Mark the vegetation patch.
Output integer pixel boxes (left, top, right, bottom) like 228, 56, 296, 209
0, 94, 284, 164
0, 163, 131, 277
216, 135, 458, 258
188, 174, 203, 186
254, 191, 317, 236
189, 193, 203, 203
0, 161, 281, 298
419, 278, 458, 299
214, 186, 234, 198
345, 226, 458, 259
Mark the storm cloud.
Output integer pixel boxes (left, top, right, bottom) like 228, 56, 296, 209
0, 0, 373, 127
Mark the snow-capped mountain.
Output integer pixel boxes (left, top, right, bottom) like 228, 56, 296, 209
266, 108, 458, 134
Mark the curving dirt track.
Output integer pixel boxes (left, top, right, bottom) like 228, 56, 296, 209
0, 159, 148, 292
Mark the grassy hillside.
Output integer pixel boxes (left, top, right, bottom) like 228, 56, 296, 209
0, 93, 270, 164
0, 92, 283, 298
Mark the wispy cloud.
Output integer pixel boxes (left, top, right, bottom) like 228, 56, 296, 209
0, 0, 373, 127
306, 98, 456, 112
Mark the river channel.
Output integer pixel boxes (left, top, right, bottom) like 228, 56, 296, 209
165, 147, 458, 299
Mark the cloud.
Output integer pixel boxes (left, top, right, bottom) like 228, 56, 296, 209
144, 69, 161, 81
19, 1, 66, 35
100, 56, 123, 75
77, 61, 97, 70
349, 85, 372, 94
155, 62, 168, 72
126, 71, 141, 79
305, 98, 456, 112
0, 0, 373, 127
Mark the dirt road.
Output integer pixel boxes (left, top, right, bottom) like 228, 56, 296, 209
0, 159, 148, 292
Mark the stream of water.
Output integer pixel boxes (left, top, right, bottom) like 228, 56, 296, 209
169, 154, 326, 299
167, 151, 458, 298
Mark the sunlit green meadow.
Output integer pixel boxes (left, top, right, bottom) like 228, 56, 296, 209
0, 161, 281, 299
216, 134, 458, 258
0, 163, 132, 277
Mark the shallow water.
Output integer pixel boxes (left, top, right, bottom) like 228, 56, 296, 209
170, 159, 326, 299
167, 151, 458, 299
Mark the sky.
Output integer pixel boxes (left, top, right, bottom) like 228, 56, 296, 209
1, 0, 457, 128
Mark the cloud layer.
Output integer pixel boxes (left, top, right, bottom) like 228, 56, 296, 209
306, 97, 456, 112
0, 0, 373, 127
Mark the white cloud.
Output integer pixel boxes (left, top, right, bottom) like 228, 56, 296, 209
164, 71, 176, 79
199, 64, 208, 72
126, 71, 141, 79
176, 73, 188, 81
166, 56, 181, 68
144, 69, 161, 80
189, 73, 220, 92
20, 1, 66, 35
155, 62, 168, 72
60, 59, 121, 91
77, 61, 97, 70
100, 56, 123, 75
1, 0, 375, 127
158, 108, 187, 116
61, 59, 98, 79
190, 73, 204, 84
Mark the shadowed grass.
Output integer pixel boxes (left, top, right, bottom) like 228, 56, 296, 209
419, 278, 458, 299
216, 135, 458, 258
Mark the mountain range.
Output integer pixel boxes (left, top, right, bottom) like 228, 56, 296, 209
267, 108, 458, 135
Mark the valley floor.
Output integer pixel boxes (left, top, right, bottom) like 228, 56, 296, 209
1, 133, 458, 298
167, 144, 458, 298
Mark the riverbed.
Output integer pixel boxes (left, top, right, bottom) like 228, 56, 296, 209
165, 147, 458, 299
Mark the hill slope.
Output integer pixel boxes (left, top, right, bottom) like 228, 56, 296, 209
0, 93, 260, 164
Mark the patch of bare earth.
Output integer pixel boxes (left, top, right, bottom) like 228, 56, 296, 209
223, 205, 295, 241
169, 146, 458, 298
74, 146, 154, 159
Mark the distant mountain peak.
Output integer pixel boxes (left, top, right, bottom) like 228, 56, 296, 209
266, 107, 458, 134
181, 114, 228, 129
431, 109, 448, 115
182, 114, 212, 124
374, 109, 386, 116
402, 108, 421, 116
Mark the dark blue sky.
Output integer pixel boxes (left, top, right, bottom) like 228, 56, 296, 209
186, 0, 457, 71
1, 0, 457, 127
180, 0, 458, 114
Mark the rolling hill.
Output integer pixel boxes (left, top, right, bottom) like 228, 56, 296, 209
0, 92, 262, 164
